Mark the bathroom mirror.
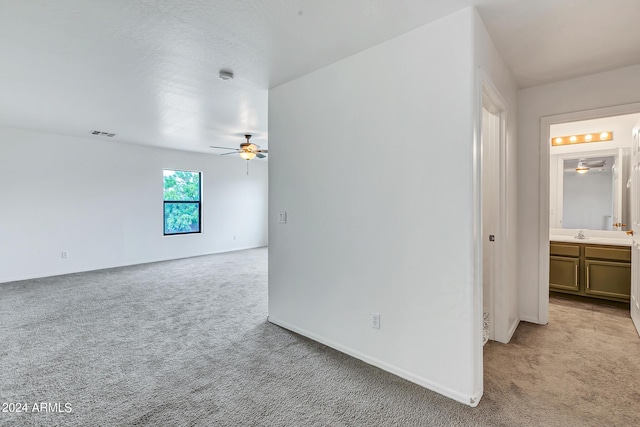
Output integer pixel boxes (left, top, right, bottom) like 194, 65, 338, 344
550, 148, 630, 231
562, 155, 615, 230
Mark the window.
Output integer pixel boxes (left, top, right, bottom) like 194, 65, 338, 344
163, 170, 201, 235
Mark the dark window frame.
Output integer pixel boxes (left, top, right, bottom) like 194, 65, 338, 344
163, 170, 202, 236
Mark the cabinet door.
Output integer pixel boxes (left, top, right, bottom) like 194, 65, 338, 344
550, 256, 579, 292
585, 260, 631, 301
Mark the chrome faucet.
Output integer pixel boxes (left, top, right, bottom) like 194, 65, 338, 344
575, 230, 586, 239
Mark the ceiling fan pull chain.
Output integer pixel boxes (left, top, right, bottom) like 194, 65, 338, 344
247, 160, 249, 175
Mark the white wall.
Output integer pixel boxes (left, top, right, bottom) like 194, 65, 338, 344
269, 8, 479, 405
0, 126, 268, 283
474, 10, 519, 343
518, 64, 640, 322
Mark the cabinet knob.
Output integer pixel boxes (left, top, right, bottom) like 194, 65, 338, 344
626, 230, 634, 236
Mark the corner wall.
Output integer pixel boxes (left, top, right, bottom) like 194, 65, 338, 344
0, 126, 268, 283
518, 64, 640, 322
269, 8, 478, 404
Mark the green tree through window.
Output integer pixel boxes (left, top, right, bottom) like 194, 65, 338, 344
163, 170, 201, 235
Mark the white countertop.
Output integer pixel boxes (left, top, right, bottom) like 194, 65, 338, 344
550, 235, 632, 247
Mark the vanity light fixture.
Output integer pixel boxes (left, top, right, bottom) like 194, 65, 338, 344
551, 131, 613, 146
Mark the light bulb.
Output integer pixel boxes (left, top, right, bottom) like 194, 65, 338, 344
600, 132, 609, 140
584, 134, 592, 141
555, 138, 563, 144
576, 166, 589, 174
239, 151, 256, 160
570, 136, 577, 143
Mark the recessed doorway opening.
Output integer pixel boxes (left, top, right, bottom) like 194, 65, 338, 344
539, 103, 640, 338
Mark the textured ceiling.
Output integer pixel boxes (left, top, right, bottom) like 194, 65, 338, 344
1, 0, 639, 154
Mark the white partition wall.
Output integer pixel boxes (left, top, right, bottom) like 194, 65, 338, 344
269, 7, 516, 406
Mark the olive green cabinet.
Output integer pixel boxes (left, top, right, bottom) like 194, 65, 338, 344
549, 242, 631, 303
550, 256, 580, 292
584, 260, 631, 300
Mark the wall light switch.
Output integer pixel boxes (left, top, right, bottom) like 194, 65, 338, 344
278, 211, 287, 224
61, 251, 68, 259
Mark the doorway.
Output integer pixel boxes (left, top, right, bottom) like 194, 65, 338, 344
539, 102, 640, 330
482, 102, 499, 344
479, 78, 510, 345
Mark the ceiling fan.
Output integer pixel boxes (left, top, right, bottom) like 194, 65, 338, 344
575, 158, 607, 174
210, 134, 268, 160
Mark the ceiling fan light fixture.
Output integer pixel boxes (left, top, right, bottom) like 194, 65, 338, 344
576, 165, 589, 174
240, 151, 256, 160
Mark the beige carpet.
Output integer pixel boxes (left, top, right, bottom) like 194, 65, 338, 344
482, 294, 640, 426
1, 248, 639, 426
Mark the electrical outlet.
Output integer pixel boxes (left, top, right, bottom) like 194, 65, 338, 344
371, 313, 380, 329
61, 251, 68, 259
278, 211, 287, 224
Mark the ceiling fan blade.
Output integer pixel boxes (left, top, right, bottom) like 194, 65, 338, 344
256, 149, 268, 153
210, 145, 237, 150
585, 161, 606, 167
221, 151, 239, 156
256, 153, 266, 158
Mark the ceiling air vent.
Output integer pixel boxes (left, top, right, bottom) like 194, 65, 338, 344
89, 130, 116, 138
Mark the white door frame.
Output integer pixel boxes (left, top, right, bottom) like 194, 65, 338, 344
631, 125, 640, 337
473, 68, 510, 404
481, 83, 509, 343
538, 101, 640, 324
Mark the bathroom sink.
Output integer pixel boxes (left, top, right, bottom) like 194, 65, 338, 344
550, 234, 632, 246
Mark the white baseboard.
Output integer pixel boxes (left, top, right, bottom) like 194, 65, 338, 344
0, 245, 267, 284
507, 317, 520, 342
519, 315, 542, 324
267, 316, 480, 407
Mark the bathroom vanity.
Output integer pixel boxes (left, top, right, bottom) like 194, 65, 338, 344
547, 123, 636, 303
549, 238, 631, 303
